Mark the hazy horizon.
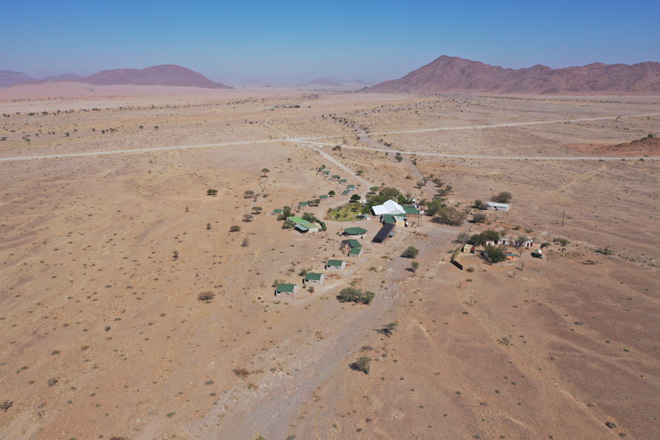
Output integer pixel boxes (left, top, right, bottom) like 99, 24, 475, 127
3, 0, 660, 85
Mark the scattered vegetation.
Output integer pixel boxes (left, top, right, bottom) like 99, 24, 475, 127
0, 401, 13, 412
377, 322, 398, 337
229, 225, 241, 232
410, 261, 419, 272
207, 189, 218, 196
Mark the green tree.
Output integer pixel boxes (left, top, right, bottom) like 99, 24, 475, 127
207, 189, 218, 196
484, 245, 506, 263
402, 246, 419, 258
473, 200, 484, 209
410, 261, 419, 272
350, 194, 361, 202
261, 168, 270, 177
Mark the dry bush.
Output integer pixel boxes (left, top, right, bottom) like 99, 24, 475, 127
233, 368, 250, 378
198, 291, 216, 302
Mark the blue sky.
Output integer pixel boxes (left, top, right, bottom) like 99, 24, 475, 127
3, 0, 659, 84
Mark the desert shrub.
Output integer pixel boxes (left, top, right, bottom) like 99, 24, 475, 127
402, 246, 419, 258
596, 246, 614, 256
350, 356, 371, 374
555, 237, 569, 246
229, 225, 241, 232
473, 200, 484, 209
472, 212, 487, 224
198, 291, 215, 302
410, 261, 419, 272
432, 206, 466, 226
1, 401, 13, 412
47, 378, 58, 387
484, 245, 506, 263
281, 219, 295, 229
491, 191, 512, 203
378, 322, 398, 337
319, 221, 327, 231
337, 287, 375, 305
424, 198, 445, 216
233, 368, 250, 378
244, 190, 255, 199
243, 214, 253, 222
241, 238, 250, 247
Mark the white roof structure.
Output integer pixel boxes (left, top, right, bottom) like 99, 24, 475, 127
484, 202, 510, 211
372, 200, 406, 216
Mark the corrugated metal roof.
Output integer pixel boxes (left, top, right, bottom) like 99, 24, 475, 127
304, 272, 323, 281
327, 259, 345, 267
276, 283, 297, 293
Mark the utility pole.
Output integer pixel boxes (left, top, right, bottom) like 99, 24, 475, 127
561, 211, 565, 227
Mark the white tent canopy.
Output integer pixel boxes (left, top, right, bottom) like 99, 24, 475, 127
372, 200, 406, 216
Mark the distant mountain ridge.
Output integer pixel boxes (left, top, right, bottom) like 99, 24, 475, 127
0, 65, 231, 89
368, 56, 660, 94
0, 70, 35, 88
84, 65, 231, 88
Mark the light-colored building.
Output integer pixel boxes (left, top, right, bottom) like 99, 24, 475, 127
484, 202, 510, 211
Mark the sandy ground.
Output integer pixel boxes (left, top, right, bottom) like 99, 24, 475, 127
0, 84, 659, 440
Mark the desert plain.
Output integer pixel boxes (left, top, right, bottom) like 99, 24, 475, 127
0, 84, 659, 440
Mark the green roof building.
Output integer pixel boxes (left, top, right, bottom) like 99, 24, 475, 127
344, 227, 367, 235
349, 247, 363, 257
304, 272, 325, 285
275, 283, 298, 297
403, 205, 420, 216
326, 259, 346, 271
346, 239, 362, 249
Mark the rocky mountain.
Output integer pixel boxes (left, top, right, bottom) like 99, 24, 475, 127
82, 65, 231, 88
0, 70, 35, 88
367, 56, 660, 94
0, 65, 231, 89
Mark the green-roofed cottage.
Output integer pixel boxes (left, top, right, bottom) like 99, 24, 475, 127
320, 194, 328, 200
275, 283, 298, 297
326, 259, 346, 271
349, 247, 363, 257
344, 227, 367, 236
303, 272, 325, 286
346, 239, 362, 249
347, 184, 356, 191
341, 190, 349, 196
287, 216, 321, 233
340, 179, 347, 184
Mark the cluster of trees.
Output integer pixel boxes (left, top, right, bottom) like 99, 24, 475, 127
337, 287, 375, 304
